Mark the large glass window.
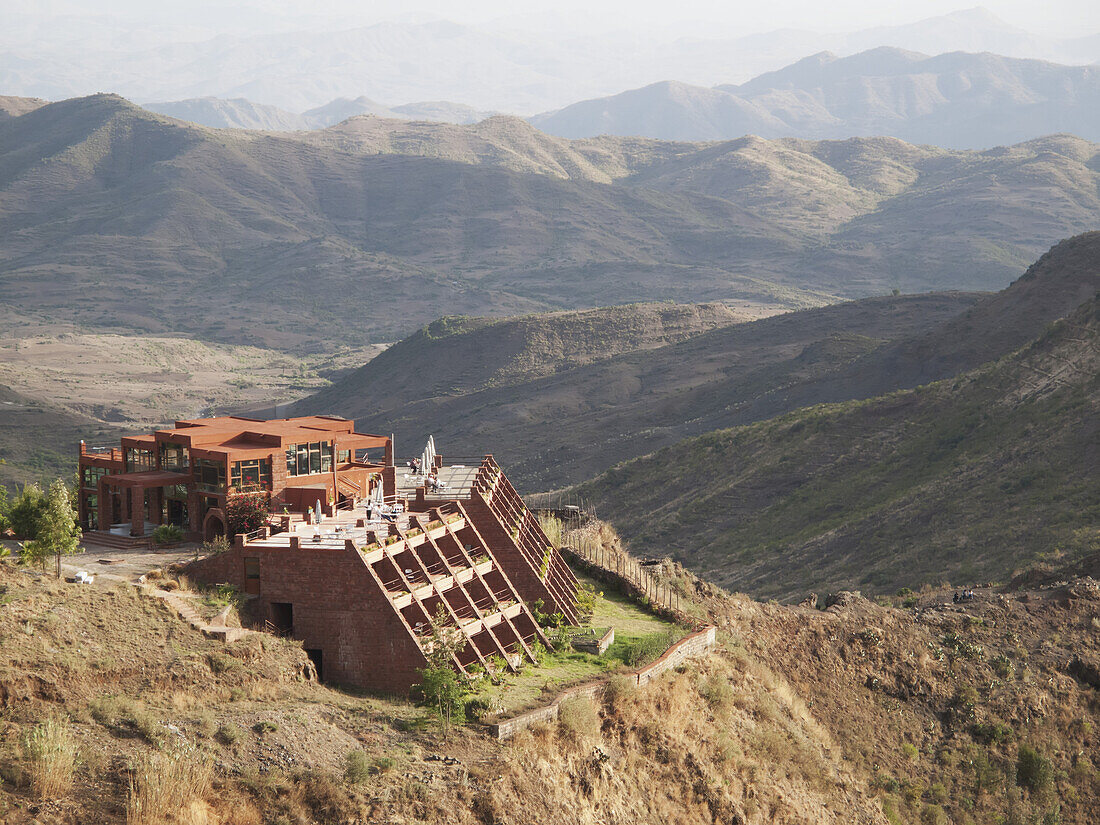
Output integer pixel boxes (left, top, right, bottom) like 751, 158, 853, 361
195, 458, 226, 494
159, 442, 190, 473
125, 447, 154, 472
83, 494, 98, 530
82, 466, 111, 489
285, 441, 332, 476
231, 458, 272, 491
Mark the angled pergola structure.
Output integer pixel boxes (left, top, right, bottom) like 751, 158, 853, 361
183, 451, 579, 692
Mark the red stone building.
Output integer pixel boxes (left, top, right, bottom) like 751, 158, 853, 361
78, 415, 391, 542
78, 416, 580, 693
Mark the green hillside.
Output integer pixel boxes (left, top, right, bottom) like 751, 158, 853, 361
577, 291, 1099, 601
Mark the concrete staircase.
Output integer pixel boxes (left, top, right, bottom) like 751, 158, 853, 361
153, 588, 248, 643
82, 531, 152, 550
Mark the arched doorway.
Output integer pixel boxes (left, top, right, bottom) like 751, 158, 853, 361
203, 509, 226, 542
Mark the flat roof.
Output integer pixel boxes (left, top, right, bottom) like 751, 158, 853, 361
143, 416, 390, 455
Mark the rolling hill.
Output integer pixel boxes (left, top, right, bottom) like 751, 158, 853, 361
575, 241, 1100, 601
2, 93, 1099, 349
293, 235, 1100, 491
532, 49, 1100, 148
291, 292, 983, 486
290, 302, 750, 421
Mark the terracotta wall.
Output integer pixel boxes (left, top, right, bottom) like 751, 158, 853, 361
185, 544, 427, 693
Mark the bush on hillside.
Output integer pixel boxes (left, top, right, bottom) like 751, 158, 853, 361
1017, 744, 1054, 797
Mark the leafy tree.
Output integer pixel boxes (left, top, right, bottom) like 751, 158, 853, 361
21, 479, 80, 578
415, 605, 469, 739
8, 483, 45, 539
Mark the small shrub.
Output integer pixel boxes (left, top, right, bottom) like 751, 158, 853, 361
22, 716, 77, 800
253, 721, 278, 735
372, 755, 396, 774
972, 720, 1014, 745
206, 652, 243, 676
216, 723, 244, 746
152, 524, 184, 545
991, 654, 1014, 679
89, 697, 162, 745
699, 673, 734, 712
1017, 744, 1054, 797
604, 674, 636, 710
574, 582, 599, 623
344, 750, 371, 784
465, 695, 504, 722
558, 696, 600, 740
921, 804, 947, 825
201, 535, 231, 555
902, 743, 919, 761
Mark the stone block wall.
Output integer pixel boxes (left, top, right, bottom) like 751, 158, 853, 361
490, 625, 717, 740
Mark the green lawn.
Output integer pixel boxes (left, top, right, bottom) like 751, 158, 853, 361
474, 570, 685, 716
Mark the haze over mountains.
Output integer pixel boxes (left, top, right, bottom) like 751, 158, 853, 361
3, 7, 1097, 113
533, 49, 1100, 147
144, 97, 498, 132
2, 92, 1098, 352
124, 47, 1100, 152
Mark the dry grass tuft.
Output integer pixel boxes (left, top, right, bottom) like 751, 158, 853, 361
127, 744, 212, 825
537, 513, 563, 548
22, 716, 77, 800
558, 696, 601, 741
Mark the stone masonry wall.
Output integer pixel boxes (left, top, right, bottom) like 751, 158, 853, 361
490, 625, 717, 740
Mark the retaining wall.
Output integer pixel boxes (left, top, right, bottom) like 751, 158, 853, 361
489, 624, 717, 740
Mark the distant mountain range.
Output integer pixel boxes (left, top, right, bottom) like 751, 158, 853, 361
2, 8, 1096, 114
143, 96, 498, 132
532, 49, 1100, 147
117, 47, 1100, 150
1, 93, 1098, 351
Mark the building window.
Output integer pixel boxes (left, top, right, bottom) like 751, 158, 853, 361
82, 466, 111, 489
159, 442, 190, 473
195, 458, 226, 494
83, 494, 98, 530
285, 441, 331, 476
337, 450, 351, 464
126, 447, 154, 472
231, 458, 272, 491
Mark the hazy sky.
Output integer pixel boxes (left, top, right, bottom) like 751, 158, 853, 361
16, 0, 1099, 40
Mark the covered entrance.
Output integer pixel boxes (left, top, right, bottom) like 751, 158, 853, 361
96, 470, 191, 537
